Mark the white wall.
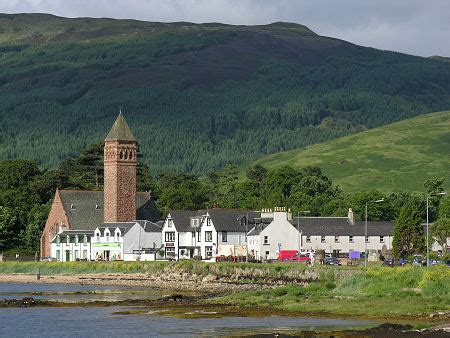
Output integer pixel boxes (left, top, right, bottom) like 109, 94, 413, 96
301, 235, 393, 254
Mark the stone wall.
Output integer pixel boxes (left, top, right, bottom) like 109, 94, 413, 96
40, 190, 70, 258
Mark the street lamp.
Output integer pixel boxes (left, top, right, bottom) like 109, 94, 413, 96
426, 192, 446, 267
365, 198, 384, 267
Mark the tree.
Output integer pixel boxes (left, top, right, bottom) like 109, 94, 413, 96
0, 206, 19, 251
393, 201, 425, 258
21, 204, 51, 251
429, 217, 450, 253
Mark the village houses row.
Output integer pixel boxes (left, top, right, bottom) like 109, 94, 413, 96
42, 114, 448, 262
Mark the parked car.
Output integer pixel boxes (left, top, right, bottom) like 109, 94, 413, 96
325, 257, 341, 265
383, 258, 407, 267
40, 256, 56, 262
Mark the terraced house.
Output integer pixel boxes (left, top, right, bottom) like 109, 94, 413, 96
161, 209, 250, 260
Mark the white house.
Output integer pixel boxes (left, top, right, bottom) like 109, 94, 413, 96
161, 209, 250, 260
123, 220, 163, 261
51, 230, 93, 261
247, 208, 300, 260
91, 222, 136, 261
247, 208, 398, 260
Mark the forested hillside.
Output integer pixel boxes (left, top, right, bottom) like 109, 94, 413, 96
1, 13, 450, 173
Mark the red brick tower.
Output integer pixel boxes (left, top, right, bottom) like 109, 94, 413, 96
103, 112, 137, 223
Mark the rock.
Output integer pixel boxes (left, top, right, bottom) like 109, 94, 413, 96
202, 274, 217, 283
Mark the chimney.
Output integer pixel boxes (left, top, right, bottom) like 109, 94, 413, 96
287, 208, 293, 221
348, 208, 354, 225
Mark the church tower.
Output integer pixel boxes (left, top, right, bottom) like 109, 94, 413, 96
103, 112, 137, 223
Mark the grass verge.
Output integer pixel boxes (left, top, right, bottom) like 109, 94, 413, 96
214, 265, 450, 317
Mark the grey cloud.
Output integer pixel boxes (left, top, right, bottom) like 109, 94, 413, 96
0, 0, 449, 56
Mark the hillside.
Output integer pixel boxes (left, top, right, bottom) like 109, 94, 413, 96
249, 111, 450, 193
0, 14, 450, 173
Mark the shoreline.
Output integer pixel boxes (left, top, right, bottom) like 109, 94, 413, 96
0, 272, 263, 293
1, 272, 449, 335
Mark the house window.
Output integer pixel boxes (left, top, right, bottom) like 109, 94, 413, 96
66, 236, 70, 244
349, 236, 354, 243
191, 218, 199, 227
321, 236, 326, 243
265, 251, 270, 258
168, 219, 173, 228
106, 232, 109, 242
380, 236, 385, 243
56, 235, 60, 246
96, 231, 100, 243
75, 235, 79, 245
75, 250, 79, 260
207, 218, 211, 226
116, 232, 120, 241
306, 236, 311, 243
83, 250, 87, 259
165, 247, 175, 258
198, 232, 201, 242
165, 232, 175, 242
334, 236, 339, 243
56, 250, 61, 261
205, 246, 213, 258
365, 236, 370, 243
264, 236, 269, 245
222, 231, 227, 242
83, 235, 87, 244
205, 231, 212, 242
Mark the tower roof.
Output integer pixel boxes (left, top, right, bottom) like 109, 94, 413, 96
105, 112, 136, 142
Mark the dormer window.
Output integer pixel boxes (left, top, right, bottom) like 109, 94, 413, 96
191, 219, 199, 227
168, 219, 173, 228
70, 204, 76, 210
75, 235, 79, 244
66, 236, 70, 244
83, 235, 87, 244
56, 235, 60, 245
115, 230, 120, 241
105, 230, 110, 242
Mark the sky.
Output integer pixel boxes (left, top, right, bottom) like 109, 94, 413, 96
1, 0, 449, 57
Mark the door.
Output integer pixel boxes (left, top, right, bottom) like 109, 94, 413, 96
104, 250, 110, 261
65, 250, 70, 262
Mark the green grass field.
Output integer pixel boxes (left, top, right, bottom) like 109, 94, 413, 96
249, 111, 450, 193
217, 265, 450, 318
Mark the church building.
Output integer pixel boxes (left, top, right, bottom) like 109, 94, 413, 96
40, 113, 158, 258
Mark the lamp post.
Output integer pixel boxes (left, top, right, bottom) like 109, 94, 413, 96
426, 192, 446, 267
365, 198, 384, 267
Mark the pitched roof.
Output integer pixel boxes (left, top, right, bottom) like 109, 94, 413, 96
290, 217, 394, 236
136, 220, 163, 233
59, 190, 158, 231
97, 222, 136, 236
208, 209, 249, 232
168, 210, 206, 232
105, 112, 136, 142
50, 230, 94, 242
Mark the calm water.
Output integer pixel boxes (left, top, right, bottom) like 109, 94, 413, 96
0, 282, 173, 302
0, 283, 374, 337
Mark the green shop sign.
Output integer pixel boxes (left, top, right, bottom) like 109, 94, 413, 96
92, 243, 121, 248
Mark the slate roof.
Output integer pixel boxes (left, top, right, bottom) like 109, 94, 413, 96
208, 209, 251, 232
50, 230, 94, 242
59, 190, 158, 231
290, 217, 394, 236
96, 222, 136, 236
105, 112, 136, 142
168, 210, 206, 232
